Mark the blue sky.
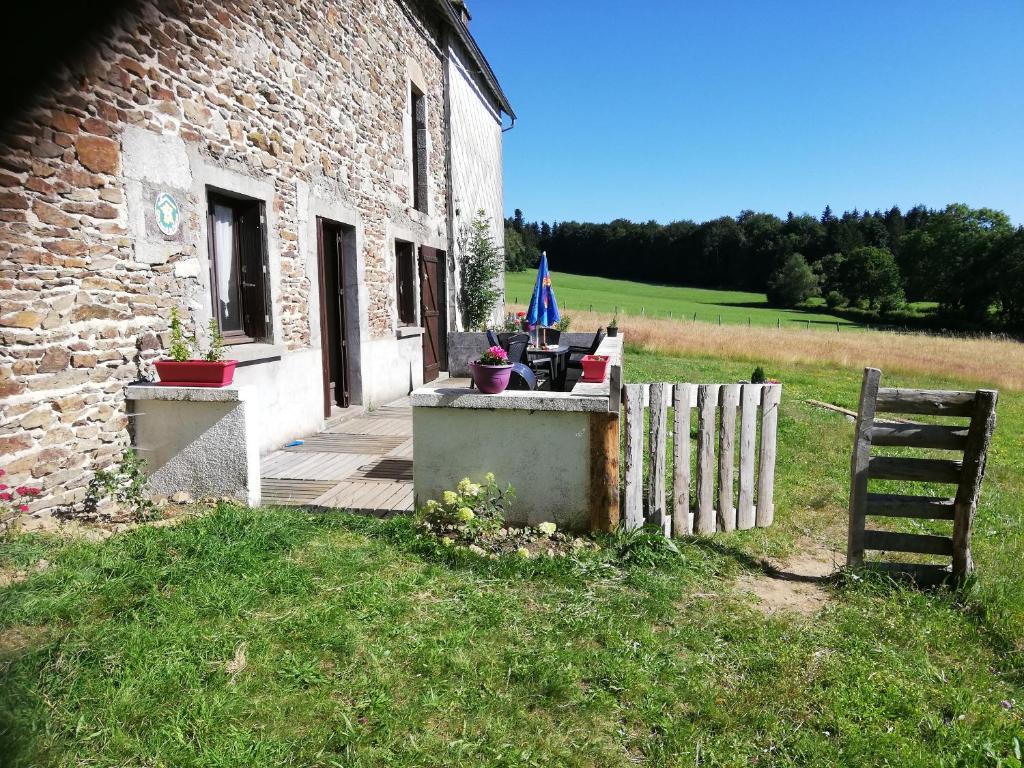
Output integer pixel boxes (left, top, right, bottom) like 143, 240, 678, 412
471, 1, 1024, 225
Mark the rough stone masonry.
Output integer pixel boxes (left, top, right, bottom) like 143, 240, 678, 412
0, 0, 469, 527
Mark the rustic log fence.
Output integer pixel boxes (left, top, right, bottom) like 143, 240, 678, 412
621, 382, 781, 536
847, 367, 998, 584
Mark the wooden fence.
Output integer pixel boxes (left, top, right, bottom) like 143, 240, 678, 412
621, 382, 782, 536
847, 367, 998, 584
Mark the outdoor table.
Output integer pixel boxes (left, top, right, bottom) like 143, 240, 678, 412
527, 344, 570, 391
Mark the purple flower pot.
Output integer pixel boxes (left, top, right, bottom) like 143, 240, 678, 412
471, 362, 513, 394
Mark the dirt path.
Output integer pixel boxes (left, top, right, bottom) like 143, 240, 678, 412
735, 539, 841, 617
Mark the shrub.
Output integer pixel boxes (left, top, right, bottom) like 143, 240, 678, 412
766, 252, 819, 307
83, 449, 157, 521
417, 473, 512, 538
459, 211, 503, 330
751, 366, 766, 384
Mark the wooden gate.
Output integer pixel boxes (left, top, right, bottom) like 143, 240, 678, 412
622, 382, 781, 536
419, 246, 444, 383
847, 367, 998, 584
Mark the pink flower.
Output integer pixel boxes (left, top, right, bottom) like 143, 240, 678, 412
0, 484, 6, 491
18, 504, 28, 513
0, 493, 11, 502
18, 487, 40, 496
0, 468, 5, 476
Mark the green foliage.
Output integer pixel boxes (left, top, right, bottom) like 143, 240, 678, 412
766, 252, 819, 307
204, 318, 225, 362
416, 473, 512, 538
458, 211, 503, 330
554, 314, 571, 332
168, 306, 193, 362
82, 448, 157, 521
606, 524, 681, 567
835, 246, 905, 311
502, 226, 537, 272
751, 365, 766, 384
496, 312, 521, 333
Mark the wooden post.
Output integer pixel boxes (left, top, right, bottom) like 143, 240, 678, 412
756, 384, 782, 528
847, 368, 881, 566
589, 411, 621, 532
737, 383, 761, 529
695, 384, 719, 534
717, 384, 740, 531
648, 383, 669, 535
672, 384, 694, 536
623, 383, 646, 532
951, 389, 998, 583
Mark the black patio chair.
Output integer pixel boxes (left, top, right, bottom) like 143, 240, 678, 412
566, 329, 606, 370
507, 332, 555, 386
486, 329, 501, 348
535, 327, 561, 345
507, 363, 538, 391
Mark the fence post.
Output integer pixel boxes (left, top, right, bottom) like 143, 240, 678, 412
737, 383, 761, 529
846, 370, 879, 564
623, 383, 646, 532
648, 383, 669, 535
672, 384, 694, 536
717, 384, 740, 531
756, 384, 782, 528
695, 384, 719, 534
951, 389, 998, 582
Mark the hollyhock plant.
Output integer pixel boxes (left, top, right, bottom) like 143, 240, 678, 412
0, 468, 41, 519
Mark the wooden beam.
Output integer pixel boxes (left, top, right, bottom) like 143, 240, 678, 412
672, 384, 694, 537
695, 384, 719, 535
756, 384, 781, 528
865, 493, 955, 520
875, 387, 976, 417
864, 561, 952, 586
648, 383, 669, 535
867, 456, 963, 484
623, 383, 646, 532
716, 384, 740, 531
869, 423, 969, 451
848, 367, 880, 566
737, 383, 760, 529
863, 529, 954, 556
589, 411, 620, 532
952, 389, 998, 583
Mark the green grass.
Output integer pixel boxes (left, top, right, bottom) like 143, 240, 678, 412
505, 271, 863, 328
3, 350, 1024, 766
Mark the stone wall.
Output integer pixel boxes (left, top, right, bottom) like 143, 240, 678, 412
0, 0, 464, 526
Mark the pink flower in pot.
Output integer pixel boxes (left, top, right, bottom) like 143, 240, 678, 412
471, 345, 512, 394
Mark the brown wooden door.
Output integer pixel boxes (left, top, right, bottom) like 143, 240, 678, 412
317, 218, 351, 415
419, 246, 444, 383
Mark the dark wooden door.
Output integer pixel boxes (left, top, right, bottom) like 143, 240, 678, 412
317, 218, 351, 415
419, 246, 444, 383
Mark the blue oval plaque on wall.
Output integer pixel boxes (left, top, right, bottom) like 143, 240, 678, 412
154, 191, 181, 236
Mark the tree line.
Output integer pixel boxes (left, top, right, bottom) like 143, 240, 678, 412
504, 204, 1024, 334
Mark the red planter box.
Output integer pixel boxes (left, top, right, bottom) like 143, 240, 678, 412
580, 355, 610, 383
154, 359, 238, 388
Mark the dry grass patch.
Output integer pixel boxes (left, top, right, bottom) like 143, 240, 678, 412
513, 305, 1024, 390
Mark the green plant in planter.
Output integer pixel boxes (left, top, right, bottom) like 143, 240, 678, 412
205, 318, 225, 362
555, 314, 572, 332
168, 306, 194, 362
458, 211, 502, 331
751, 366, 766, 384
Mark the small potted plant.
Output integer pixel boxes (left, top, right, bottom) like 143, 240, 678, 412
580, 354, 610, 383
154, 308, 238, 387
607, 312, 618, 338
470, 345, 512, 394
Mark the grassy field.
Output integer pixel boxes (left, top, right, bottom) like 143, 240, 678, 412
505, 270, 863, 328
3, 340, 1024, 765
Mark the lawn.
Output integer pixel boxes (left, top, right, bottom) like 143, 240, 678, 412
505, 270, 862, 329
2, 348, 1024, 766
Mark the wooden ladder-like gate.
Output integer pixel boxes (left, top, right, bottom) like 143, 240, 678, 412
847, 367, 998, 584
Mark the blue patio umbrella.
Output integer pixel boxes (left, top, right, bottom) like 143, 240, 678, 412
526, 251, 560, 345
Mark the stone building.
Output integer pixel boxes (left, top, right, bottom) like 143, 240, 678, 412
0, 0, 514, 524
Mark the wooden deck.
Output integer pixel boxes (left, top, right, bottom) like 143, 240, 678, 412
260, 400, 414, 514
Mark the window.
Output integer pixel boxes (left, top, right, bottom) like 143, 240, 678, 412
410, 85, 427, 213
207, 191, 270, 343
395, 240, 416, 326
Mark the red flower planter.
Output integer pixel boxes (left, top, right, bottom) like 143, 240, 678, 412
154, 359, 238, 388
470, 362, 513, 394
580, 355, 610, 383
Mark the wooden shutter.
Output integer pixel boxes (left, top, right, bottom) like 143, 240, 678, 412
238, 200, 270, 341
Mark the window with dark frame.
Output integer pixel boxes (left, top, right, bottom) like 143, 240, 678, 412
410, 85, 428, 213
395, 240, 417, 326
206, 191, 271, 344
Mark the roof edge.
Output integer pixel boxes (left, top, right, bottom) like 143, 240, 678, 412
432, 0, 515, 120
